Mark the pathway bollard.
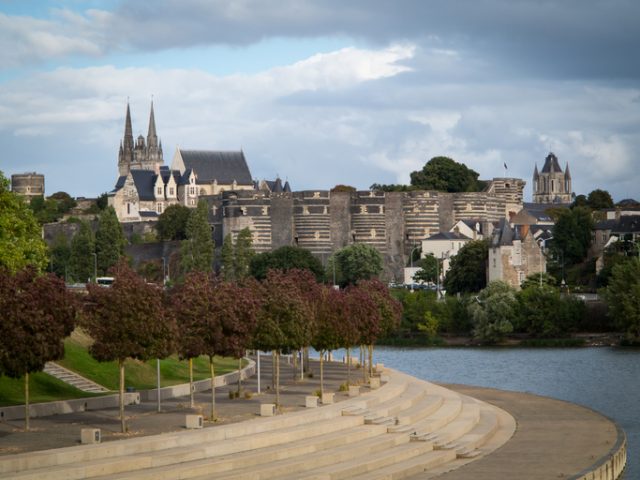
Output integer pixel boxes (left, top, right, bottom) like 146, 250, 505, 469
80, 428, 101, 444
185, 415, 203, 429
305, 396, 318, 408
348, 385, 360, 397
321, 392, 334, 404
260, 403, 276, 416
369, 377, 381, 389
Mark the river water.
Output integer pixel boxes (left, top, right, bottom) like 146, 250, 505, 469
365, 346, 638, 478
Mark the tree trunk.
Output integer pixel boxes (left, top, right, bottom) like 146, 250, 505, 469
369, 344, 374, 378
237, 357, 242, 395
275, 350, 280, 408
189, 357, 194, 408
319, 351, 324, 397
119, 359, 125, 433
271, 351, 276, 389
362, 345, 367, 383
292, 351, 297, 381
24, 372, 30, 432
209, 355, 216, 421
346, 347, 351, 386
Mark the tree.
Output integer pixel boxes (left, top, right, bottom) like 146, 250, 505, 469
519, 272, 557, 290
250, 246, 325, 281
84, 261, 175, 432
48, 233, 71, 279
331, 185, 356, 192
469, 281, 518, 343
343, 285, 377, 384
311, 287, 345, 396
252, 270, 316, 407
550, 206, 593, 267
181, 200, 214, 274
68, 221, 95, 282
220, 234, 235, 280
357, 279, 402, 377
0, 172, 48, 272
603, 259, 640, 340
571, 194, 589, 209
95, 207, 125, 275
95, 192, 109, 211
410, 157, 483, 192
413, 254, 439, 283
0, 267, 76, 430
587, 189, 614, 210
234, 228, 254, 280
157, 204, 191, 241
443, 240, 489, 294
331, 243, 383, 286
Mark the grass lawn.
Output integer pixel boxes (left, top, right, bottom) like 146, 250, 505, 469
57, 332, 243, 391
0, 373, 98, 407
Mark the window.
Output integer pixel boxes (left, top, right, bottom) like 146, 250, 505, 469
190, 186, 195, 195
156, 187, 162, 195
169, 187, 174, 196
127, 203, 130, 215
492, 258, 496, 268
519, 271, 525, 284
190, 199, 195, 206
156, 203, 162, 213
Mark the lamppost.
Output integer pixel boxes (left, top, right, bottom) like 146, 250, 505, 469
162, 257, 167, 286
539, 236, 553, 287
91, 253, 97, 283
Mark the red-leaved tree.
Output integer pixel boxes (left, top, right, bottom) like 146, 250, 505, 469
0, 267, 77, 430
84, 261, 175, 432
311, 286, 345, 396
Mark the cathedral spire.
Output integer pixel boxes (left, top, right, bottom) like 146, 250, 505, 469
147, 99, 158, 149
564, 162, 571, 180
533, 164, 539, 180
124, 101, 133, 147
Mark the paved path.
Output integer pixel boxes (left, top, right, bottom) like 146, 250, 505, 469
423, 383, 622, 480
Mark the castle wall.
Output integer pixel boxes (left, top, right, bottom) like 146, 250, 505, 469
329, 191, 352, 250
293, 191, 332, 256
384, 192, 406, 282
11, 172, 44, 198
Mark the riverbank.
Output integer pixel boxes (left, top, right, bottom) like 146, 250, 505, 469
380, 332, 623, 348
0, 355, 626, 479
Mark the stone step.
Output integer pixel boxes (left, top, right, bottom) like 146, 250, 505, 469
451, 406, 501, 457
288, 438, 436, 480
348, 449, 458, 480
99, 424, 389, 480
432, 400, 481, 448
5, 413, 365, 478
395, 392, 449, 426
366, 382, 428, 420
400, 393, 464, 438
209, 430, 409, 480
43, 362, 110, 393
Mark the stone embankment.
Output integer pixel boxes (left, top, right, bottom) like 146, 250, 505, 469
0, 358, 627, 479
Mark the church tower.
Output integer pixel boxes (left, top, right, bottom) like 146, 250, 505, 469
117, 101, 164, 176
532, 152, 573, 204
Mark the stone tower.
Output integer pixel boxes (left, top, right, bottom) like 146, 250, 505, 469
532, 153, 572, 204
117, 101, 163, 176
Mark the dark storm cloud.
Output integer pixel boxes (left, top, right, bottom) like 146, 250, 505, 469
113, 0, 640, 79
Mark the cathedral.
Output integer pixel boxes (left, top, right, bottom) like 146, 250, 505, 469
532, 153, 573, 204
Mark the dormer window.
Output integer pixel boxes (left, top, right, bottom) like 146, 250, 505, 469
156, 187, 162, 195
169, 187, 174, 196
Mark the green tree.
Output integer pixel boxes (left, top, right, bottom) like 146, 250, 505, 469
234, 228, 254, 280
156, 204, 191, 241
331, 243, 383, 287
330, 185, 356, 192
517, 285, 582, 337
603, 259, 640, 340
95, 192, 109, 211
550, 206, 593, 266
95, 207, 125, 275
587, 189, 614, 210
181, 200, 214, 274
519, 272, 556, 290
250, 245, 325, 281
84, 261, 175, 432
0, 172, 48, 272
413, 254, 439, 283
571, 194, 589, 209
410, 156, 483, 192
443, 240, 489, 294
220, 233, 235, 280
468, 281, 518, 343
68, 221, 95, 282
49, 233, 71, 279
0, 267, 76, 430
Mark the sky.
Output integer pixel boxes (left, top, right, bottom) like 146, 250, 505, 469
1, 0, 639, 201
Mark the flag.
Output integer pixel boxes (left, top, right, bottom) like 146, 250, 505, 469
503, 162, 508, 170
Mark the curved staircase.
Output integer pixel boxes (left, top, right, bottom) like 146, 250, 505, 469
0, 368, 515, 480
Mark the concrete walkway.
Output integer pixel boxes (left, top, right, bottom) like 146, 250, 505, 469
422, 384, 624, 480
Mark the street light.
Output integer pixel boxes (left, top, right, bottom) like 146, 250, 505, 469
539, 236, 553, 287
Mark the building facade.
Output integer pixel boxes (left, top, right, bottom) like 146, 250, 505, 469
11, 172, 44, 198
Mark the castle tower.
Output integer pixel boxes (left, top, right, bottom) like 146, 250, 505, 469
117, 101, 164, 176
532, 152, 573, 204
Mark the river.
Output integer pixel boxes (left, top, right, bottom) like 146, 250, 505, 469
365, 346, 638, 478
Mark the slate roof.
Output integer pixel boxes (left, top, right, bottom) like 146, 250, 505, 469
612, 215, 640, 234
425, 232, 471, 241
521, 202, 567, 222
179, 150, 252, 185
541, 153, 562, 173
130, 170, 157, 201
